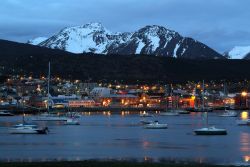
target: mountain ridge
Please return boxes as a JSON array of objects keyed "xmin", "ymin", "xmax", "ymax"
[{"xmin": 29, "ymin": 22, "xmax": 223, "ymax": 59}]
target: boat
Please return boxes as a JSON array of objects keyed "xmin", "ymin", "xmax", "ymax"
[
  {"xmin": 10, "ymin": 114, "xmax": 49, "ymax": 134},
  {"xmin": 236, "ymin": 119, "xmax": 250, "ymax": 126},
  {"xmin": 0, "ymin": 110, "xmax": 14, "ymax": 116},
  {"xmin": 193, "ymin": 80, "xmax": 227, "ymax": 135},
  {"xmin": 190, "ymin": 107, "xmax": 213, "ymax": 112},
  {"xmin": 65, "ymin": 112, "xmax": 81, "ymax": 118},
  {"xmin": 175, "ymin": 109, "xmax": 190, "ymax": 114},
  {"xmin": 10, "ymin": 125, "xmax": 49, "ymax": 134},
  {"xmin": 194, "ymin": 126, "xmax": 227, "ymax": 135},
  {"xmin": 139, "ymin": 111, "xmax": 153, "ymax": 117},
  {"xmin": 32, "ymin": 115, "xmax": 68, "ymax": 121},
  {"xmin": 164, "ymin": 85, "xmax": 189, "ymax": 115},
  {"xmin": 32, "ymin": 62, "xmax": 68, "ymax": 122},
  {"xmin": 64, "ymin": 118, "xmax": 80, "ymax": 125},
  {"xmin": 160, "ymin": 110, "xmax": 179, "ymax": 116},
  {"xmin": 218, "ymin": 85, "xmax": 237, "ymax": 117},
  {"xmin": 219, "ymin": 110, "xmax": 238, "ymax": 117},
  {"xmin": 144, "ymin": 121, "xmax": 168, "ymax": 129},
  {"xmin": 32, "ymin": 112, "xmax": 68, "ymax": 121}
]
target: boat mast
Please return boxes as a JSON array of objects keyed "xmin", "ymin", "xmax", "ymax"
[
  {"xmin": 202, "ymin": 80, "xmax": 205, "ymax": 110},
  {"xmin": 202, "ymin": 80, "xmax": 208, "ymax": 127},
  {"xmin": 170, "ymin": 84, "xmax": 173, "ymax": 109},
  {"xmin": 47, "ymin": 62, "xmax": 50, "ymax": 113}
]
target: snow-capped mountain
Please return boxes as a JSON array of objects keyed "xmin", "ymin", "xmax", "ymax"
[
  {"xmin": 27, "ymin": 37, "xmax": 47, "ymax": 45},
  {"xmin": 32, "ymin": 22, "xmax": 223, "ymax": 59},
  {"xmin": 224, "ymin": 46, "xmax": 250, "ymax": 59}
]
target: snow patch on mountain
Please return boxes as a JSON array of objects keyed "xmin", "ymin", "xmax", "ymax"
[
  {"xmin": 136, "ymin": 39, "xmax": 145, "ymax": 54},
  {"xmin": 27, "ymin": 37, "xmax": 47, "ymax": 45},
  {"xmin": 227, "ymin": 46, "xmax": 250, "ymax": 59},
  {"xmin": 173, "ymin": 43, "xmax": 180, "ymax": 58},
  {"xmin": 149, "ymin": 36, "xmax": 160, "ymax": 51}
]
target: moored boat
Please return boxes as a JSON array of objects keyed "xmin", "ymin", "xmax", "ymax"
[
  {"xmin": 236, "ymin": 119, "xmax": 250, "ymax": 126},
  {"xmin": 193, "ymin": 127, "xmax": 227, "ymax": 135},
  {"xmin": 32, "ymin": 114, "xmax": 68, "ymax": 121},
  {"xmin": 175, "ymin": 109, "xmax": 190, "ymax": 114},
  {"xmin": 10, "ymin": 125, "xmax": 49, "ymax": 134},
  {"xmin": 32, "ymin": 62, "xmax": 68, "ymax": 122},
  {"xmin": 193, "ymin": 80, "xmax": 227, "ymax": 136},
  {"xmin": 144, "ymin": 121, "xmax": 168, "ymax": 129},
  {"xmin": 219, "ymin": 110, "xmax": 238, "ymax": 117},
  {"xmin": 160, "ymin": 111, "xmax": 179, "ymax": 116},
  {"xmin": 64, "ymin": 118, "xmax": 80, "ymax": 125},
  {"xmin": 0, "ymin": 110, "xmax": 14, "ymax": 116}
]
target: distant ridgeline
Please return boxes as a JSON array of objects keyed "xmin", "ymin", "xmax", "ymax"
[{"xmin": 0, "ymin": 39, "xmax": 250, "ymax": 83}]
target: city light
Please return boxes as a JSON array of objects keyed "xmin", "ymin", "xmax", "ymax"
[{"xmin": 241, "ymin": 91, "xmax": 247, "ymax": 97}]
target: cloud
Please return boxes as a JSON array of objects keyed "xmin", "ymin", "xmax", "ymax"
[{"xmin": 0, "ymin": 0, "xmax": 250, "ymax": 52}]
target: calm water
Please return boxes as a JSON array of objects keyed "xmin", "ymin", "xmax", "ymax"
[{"xmin": 0, "ymin": 111, "xmax": 250, "ymax": 165}]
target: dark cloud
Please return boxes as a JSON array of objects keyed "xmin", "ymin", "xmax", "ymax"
[{"xmin": 0, "ymin": 0, "xmax": 250, "ymax": 52}]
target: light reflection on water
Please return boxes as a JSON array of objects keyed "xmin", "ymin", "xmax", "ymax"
[
  {"xmin": 0, "ymin": 111, "xmax": 250, "ymax": 165},
  {"xmin": 240, "ymin": 132, "xmax": 250, "ymax": 152},
  {"xmin": 244, "ymin": 155, "xmax": 250, "ymax": 162},
  {"xmin": 241, "ymin": 111, "xmax": 249, "ymax": 120}
]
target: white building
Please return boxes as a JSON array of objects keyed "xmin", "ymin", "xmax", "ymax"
[{"xmin": 90, "ymin": 87, "xmax": 112, "ymax": 98}]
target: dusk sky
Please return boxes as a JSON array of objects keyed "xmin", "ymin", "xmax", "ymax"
[{"xmin": 0, "ymin": 0, "xmax": 250, "ymax": 53}]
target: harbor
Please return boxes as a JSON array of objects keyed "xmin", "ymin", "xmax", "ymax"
[{"xmin": 0, "ymin": 110, "xmax": 250, "ymax": 165}]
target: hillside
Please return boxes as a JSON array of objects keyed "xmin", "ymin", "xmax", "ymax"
[{"xmin": 0, "ymin": 39, "xmax": 250, "ymax": 83}]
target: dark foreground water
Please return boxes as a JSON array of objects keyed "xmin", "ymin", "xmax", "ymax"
[{"xmin": 0, "ymin": 111, "xmax": 250, "ymax": 165}]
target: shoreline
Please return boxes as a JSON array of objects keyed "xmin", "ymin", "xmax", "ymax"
[{"xmin": 0, "ymin": 160, "xmax": 226, "ymax": 167}]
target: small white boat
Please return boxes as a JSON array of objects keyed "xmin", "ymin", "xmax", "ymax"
[
  {"xmin": 219, "ymin": 110, "xmax": 237, "ymax": 117},
  {"xmin": 236, "ymin": 119, "xmax": 250, "ymax": 126},
  {"xmin": 10, "ymin": 124, "xmax": 49, "ymax": 134},
  {"xmin": 144, "ymin": 121, "xmax": 168, "ymax": 129},
  {"xmin": 175, "ymin": 109, "xmax": 190, "ymax": 114},
  {"xmin": 32, "ymin": 113, "xmax": 68, "ymax": 121},
  {"xmin": 139, "ymin": 111, "xmax": 153, "ymax": 117},
  {"xmin": 64, "ymin": 118, "xmax": 80, "ymax": 125},
  {"xmin": 160, "ymin": 110, "xmax": 179, "ymax": 116},
  {"xmin": 65, "ymin": 112, "xmax": 81, "ymax": 118}
]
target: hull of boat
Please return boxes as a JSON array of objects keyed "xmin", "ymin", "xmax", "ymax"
[
  {"xmin": 194, "ymin": 129, "xmax": 227, "ymax": 135},
  {"xmin": 236, "ymin": 120, "xmax": 250, "ymax": 126},
  {"xmin": 160, "ymin": 112, "xmax": 179, "ymax": 116},
  {"xmin": 219, "ymin": 114, "xmax": 237, "ymax": 117},
  {"xmin": 144, "ymin": 124, "xmax": 168, "ymax": 129},
  {"xmin": 0, "ymin": 113, "xmax": 14, "ymax": 116},
  {"xmin": 64, "ymin": 122, "xmax": 80, "ymax": 125},
  {"xmin": 140, "ymin": 115, "xmax": 153, "ymax": 117},
  {"xmin": 32, "ymin": 116, "xmax": 67, "ymax": 121},
  {"xmin": 10, "ymin": 127, "xmax": 49, "ymax": 134}
]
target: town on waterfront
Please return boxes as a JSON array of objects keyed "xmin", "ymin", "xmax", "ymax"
[{"xmin": 0, "ymin": 74, "xmax": 250, "ymax": 114}]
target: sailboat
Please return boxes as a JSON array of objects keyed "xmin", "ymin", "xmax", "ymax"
[
  {"xmin": 218, "ymin": 82, "xmax": 237, "ymax": 117},
  {"xmin": 10, "ymin": 113, "xmax": 49, "ymax": 134},
  {"xmin": 194, "ymin": 80, "xmax": 227, "ymax": 135},
  {"xmin": 0, "ymin": 110, "xmax": 14, "ymax": 116},
  {"xmin": 161, "ymin": 84, "xmax": 188, "ymax": 116},
  {"xmin": 32, "ymin": 62, "xmax": 67, "ymax": 121}
]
